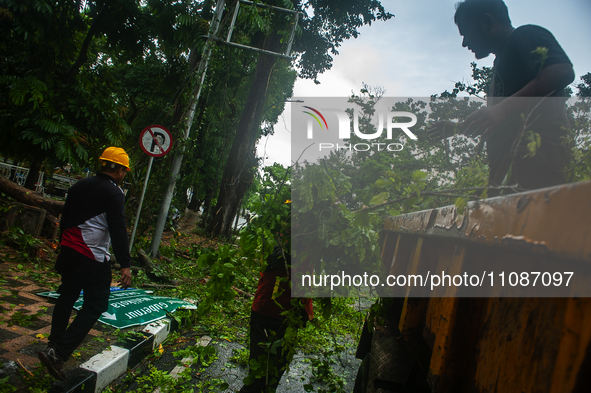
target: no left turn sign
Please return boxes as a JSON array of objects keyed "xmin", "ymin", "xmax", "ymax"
[{"xmin": 139, "ymin": 125, "xmax": 173, "ymax": 157}]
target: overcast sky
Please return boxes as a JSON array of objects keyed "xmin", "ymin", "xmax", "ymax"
[{"xmin": 256, "ymin": 0, "xmax": 591, "ymax": 168}]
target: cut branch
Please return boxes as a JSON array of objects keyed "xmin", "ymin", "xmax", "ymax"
[{"xmin": 354, "ymin": 185, "xmax": 522, "ymax": 213}]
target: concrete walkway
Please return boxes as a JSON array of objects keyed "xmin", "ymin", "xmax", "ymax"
[{"xmin": 0, "ymin": 261, "xmax": 143, "ymax": 392}]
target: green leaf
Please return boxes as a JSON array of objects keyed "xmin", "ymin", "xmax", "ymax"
[
  {"xmin": 368, "ymin": 192, "xmax": 389, "ymax": 206},
  {"xmin": 375, "ymin": 178, "xmax": 390, "ymax": 189},
  {"xmin": 411, "ymin": 170, "xmax": 428, "ymax": 183},
  {"xmin": 388, "ymin": 209, "xmax": 400, "ymax": 216},
  {"xmin": 455, "ymin": 197, "xmax": 468, "ymax": 215},
  {"xmin": 354, "ymin": 210, "xmax": 370, "ymax": 227}
]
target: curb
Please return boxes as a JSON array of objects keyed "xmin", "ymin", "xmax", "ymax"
[{"xmin": 49, "ymin": 318, "xmax": 180, "ymax": 393}]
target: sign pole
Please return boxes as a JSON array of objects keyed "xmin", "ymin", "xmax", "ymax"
[
  {"xmin": 131, "ymin": 124, "xmax": 173, "ymax": 252},
  {"xmin": 129, "ymin": 155, "xmax": 154, "ymax": 251}
]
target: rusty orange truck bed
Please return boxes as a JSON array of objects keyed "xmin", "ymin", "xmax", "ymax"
[{"xmin": 371, "ymin": 181, "xmax": 591, "ymax": 392}]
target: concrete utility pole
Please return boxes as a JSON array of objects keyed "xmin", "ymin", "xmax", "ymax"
[
  {"xmin": 150, "ymin": 0, "xmax": 226, "ymax": 257},
  {"xmin": 149, "ymin": 0, "xmax": 300, "ymax": 255}
]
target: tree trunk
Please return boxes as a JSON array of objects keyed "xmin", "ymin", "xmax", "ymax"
[
  {"xmin": 23, "ymin": 154, "xmax": 44, "ymax": 191},
  {"xmin": 207, "ymin": 43, "xmax": 279, "ymax": 237},
  {"xmin": 186, "ymin": 70, "xmax": 242, "ymax": 215},
  {"xmin": 0, "ymin": 175, "xmax": 64, "ymax": 216},
  {"xmin": 201, "ymin": 189, "xmax": 214, "ymax": 226},
  {"xmin": 188, "ymin": 195, "xmax": 201, "ymax": 211},
  {"xmin": 200, "ymin": 156, "xmax": 224, "ymax": 228},
  {"xmin": 63, "ymin": 0, "xmax": 114, "ymax": 83}
]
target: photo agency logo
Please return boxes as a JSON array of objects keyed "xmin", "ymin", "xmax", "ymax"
[{"xmin": 301, "ymin": 101, "xmax": 418, "ymax": 153}]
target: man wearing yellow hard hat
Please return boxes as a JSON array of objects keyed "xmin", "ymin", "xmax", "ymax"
[{"xmin": 38, "ymin": 147, "xmax": 132, "ymax": 381}]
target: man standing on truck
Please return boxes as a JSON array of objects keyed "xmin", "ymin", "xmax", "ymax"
[
  {"xmin": 38, "ymin": 147, "xmax": 132, "ymax": 380},
  {"xmin": 429, "ymin": 0, "xmax": 574, "ymax": 192}
]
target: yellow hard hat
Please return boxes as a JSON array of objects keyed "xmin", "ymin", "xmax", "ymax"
[{"xmin": 99, "ymin": 147, "xmax": 131, "ymax": 171}]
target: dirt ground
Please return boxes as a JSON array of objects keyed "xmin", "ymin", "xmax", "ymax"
[{"xmin": 159, "ymin": 209, "xmax": 221, "ymax": 250}]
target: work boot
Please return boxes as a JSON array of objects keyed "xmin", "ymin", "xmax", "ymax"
[{"xmin": 38, "ymin": 347, "xmax": 66, "ymax": 381}]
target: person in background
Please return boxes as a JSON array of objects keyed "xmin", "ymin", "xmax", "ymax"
[
  {"xmin": 38, "ymin": 147, "xmax": 132, "ymax": 380},
  {"xmin": 240, "ymin": 224, "xmax": 313, "ymax": 393}
]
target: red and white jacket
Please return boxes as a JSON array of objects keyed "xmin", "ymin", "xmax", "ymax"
[{"xmin": 60, "ymin": 173, "xmax": 131, "ymax": 268}]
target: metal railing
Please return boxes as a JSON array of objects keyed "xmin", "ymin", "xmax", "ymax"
[
  {"xmin": 0, "ymin": 162, "xmax": 29, "ymax": 186},
  {"xmin": 52, "ymin": 173, "xmax": 79, "ymax": 187}
]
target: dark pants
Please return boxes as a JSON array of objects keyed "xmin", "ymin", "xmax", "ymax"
[
  {"xmin": 240, "ymin": 310, "xmax": 292, "ymax": 393},
  {"xmin": 49, "ymin": 246, "xmax": 111, "ymax": 360}
]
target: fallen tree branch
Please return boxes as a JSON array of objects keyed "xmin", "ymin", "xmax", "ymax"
[
  {"xmin": 137, "ymin": 249, "xmax": 178, "ymax": 285},
  {"xmin": 111, "ymin": 263, "xmax": 142, "ymax": 272},
  {"xmin": 174, "ymin": 249, "xmax": 195, "ymax": 260},
  {"xmin": 17, "ymin": 358, "xmax": 34, "ymax": 377},
  {"xmin": 353, "ymin": 185, "xmax": 523, "ymax": 214},
  {"xmin": 0, "ymin": 176, "xmax": 65, "ymax": 216},
  {"xmin": 141, "ymin": 283, "xmax": 178, "ymax": 289},
  {"xmin": 232, "ymin": 286, "xmax": 253, "ymax": 297},
  {"xmin": 160, "ymin": 255, "xmax": 173, "ymax": 264}
]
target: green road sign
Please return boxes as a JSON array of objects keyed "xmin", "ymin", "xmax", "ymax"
[{"xmin": 37, "ymin": 287, "xmax": 197, "ymax": 329}]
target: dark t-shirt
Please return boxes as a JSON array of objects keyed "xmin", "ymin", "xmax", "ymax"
[
  {"xmin": 489, "ymin": 25, "xmax": 572, "ymax": 100},
  {"xmin": 485, "ymin": 25, "xmax": 572, "ymax": 189}
]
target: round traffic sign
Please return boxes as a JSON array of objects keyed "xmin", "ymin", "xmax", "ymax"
[{"xmin": 139, "ymin": 125, "xmax": 173, "ymax": 157}]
